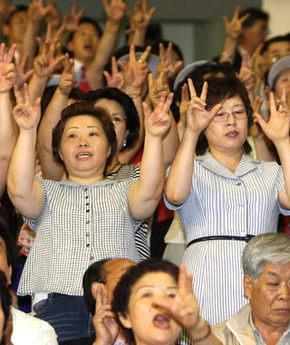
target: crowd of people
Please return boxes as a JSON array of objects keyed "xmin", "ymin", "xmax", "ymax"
[{"xmin": 0, "ymin": 0, "xmax": 289, "ymax": 344}]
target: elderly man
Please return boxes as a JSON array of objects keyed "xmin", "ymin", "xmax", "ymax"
[{"xmin": 213, "ymin": 233, "xmax": 290, "ymax": 345}]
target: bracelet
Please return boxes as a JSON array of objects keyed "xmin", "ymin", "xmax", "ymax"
[{"xmin": 191, "ymin": 323, "xmax": 211, "ymax": 343}]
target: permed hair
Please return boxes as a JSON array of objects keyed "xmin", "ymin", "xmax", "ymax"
[
  {"xmin": 194, "ymin": 77, "xmax": 253, "ymax": 156},
  {"xmin": 242, "ymin": 233, "xmax": 290, "ymax": 281},
  {"xmin": 112, "ymin": 259, "xmax": 179, "ymax": 345},
  {"xmin": 52, "ymin": 102, "xmax": 117, "ymax": 170}
]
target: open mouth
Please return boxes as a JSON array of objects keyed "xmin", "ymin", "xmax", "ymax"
[
  {"xmin": 226, "ymin": 131, "xmax": 239, "ymax": 138},
  {"xmin": 153, "ymin": 313, "xmax": 171, "ymax": 329},
  {"xmin": 76, "ymin": 152, "xmax": 92, "ymax": 159},
  {"xmin": 83, "ymin": 44, "xmax": 93, "ymax": 51}
]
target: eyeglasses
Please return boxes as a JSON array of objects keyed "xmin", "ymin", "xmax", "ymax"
[{"xmin": 213, "ymin": 109, "xmax": 247, "ymax": 122}]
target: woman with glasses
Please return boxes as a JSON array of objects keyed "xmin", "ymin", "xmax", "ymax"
[{"xmin": 164, "ymin": 77, "xmax": 290, "ymax": 325}]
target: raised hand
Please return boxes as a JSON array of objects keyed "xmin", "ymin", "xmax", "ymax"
[
  {"xmin": 13, "ymin": 83, "xmax": 41, "ymax": 131},
  {"xmin": 126, "ymin": 0, "xmax": 156, "ymax": 33},
  {"xmin": 62, "ymin": 0, "xmax": 86, "ymax": 32},
  {"xmin": 103, "ymin": 56, "xmax": 124, "ymax": 90},
  {"xmin": 143, "ymin": 92, "xmax": 172, "ymax": 138},
  {"xmin": 122, "ymin": 44, "xmax": 150, "ymax": 92},
  {"xmin": 92, "ymin": 283, "xmax": 119, "ymax": 345},
  {"xmin": 15, "ymin": 52, "xmax": 34, "ymax": 88},
  {"xmin": 28, "ymin": 0, "xmax": 53, "ymax": 23},
  {"xmin": 151, "ymin": 264, "xmax": 200, "ymax": 330},
  {"xmin": 59, "ymin": 54, "xmax": 76, "ymax": 95},
  {"xmin": 45, "ymin": 0, "xmax": 62, "ymax": 31},
  {"xmin": 0, "ymin": 0, "xmax": 16, "ymax": 25},
  {"xmin": 34, "ymin": 38, "xmax": 66, "ymax": 78},
  {"xmin": 157, "ymin": 42, "xmax": 183, "ymax": 82},
  {"xmin": 255, "ymin": 90, "xmax": 290, "ymax": 145},
  {"xmin": 148, "ymin": 71, "xmax": 170, "ymax": 107},
  {"xmin": 223, "ymin": 6, "xmax": 249, "ymax": 40},
  {"xmin": 187, "ymin": 80, "xmax": 222, "ymax": 134},
  {"xmin": 103, "ymin": 0, "xmax": 126, "ymax": 23},
  {"xmin": 0, "ymin": 43, "xmax": 16, "ymax": 92}
]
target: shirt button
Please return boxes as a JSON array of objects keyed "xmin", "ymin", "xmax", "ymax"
[
  {"xmin": 86, "ymin": 220, "xmax": 90, "ymax": 224},
  {"xmin": 86, "ymin": 209, "xmax": 90, "ymax": 212},
  {"xmin": 90, "ymin": 256, "xmax": 94, "ymax": 260},
  {"xmin": 86, "ymin": 232, "xmax": 90, "ymax": 236},
  {"xmin": 84, "ymin": 188, "xmax": 88, "ymax": 191},
  {"xmin": 85, "ymin": 196, "xmax": 88, "ymax": 199},
  {"xmin": 236, "ymin": 183, "xmax": 241, "ymax": 186},
  {"xmin": 86, "ymin": 243, "xmax": 90, "ymax": 247}
]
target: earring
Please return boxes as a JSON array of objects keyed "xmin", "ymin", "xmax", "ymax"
[{"xmin": 123, "ymin": 139, "xmax": 127, "ymax": 148}]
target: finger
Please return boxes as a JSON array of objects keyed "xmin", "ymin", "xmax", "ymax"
[
  {"xmin": 19, "ymin": 52, "xmax": 29, "ymax": 69},
  {"xmin": 13, "ymin": 85, "xmax": 24, "ymax": 104},
  {"xmin": 200, "ymin": 81, "xmax": 208, "ymax": 102},
  {"xmin": 162, "ymin": 92, "xmax": 174, "ymax": 114},
  {"xmin": 222, "ymin": 16, "xmax": 229, "ymax": 26},
  {"xmin": 148, "ymin": 7, "xmax": 156, "ymax": 17},
  {"xmin": 78, "ymin": 7, "xmax": 86, "ymax": 18},
  {"xmin": 129, "ymin": 44, "xmax": 136, "ymax": 62},
  {"xmin": 269, "ymin": 92, "xmax": 277, "ymax": 113},
  {"xmin": 24, "ymin": 69, "xmax": 34, "ymax": 81},
  {"xmin": 6, "ymin": 43, "xmax": 17, "ymax": 63},
  {"xmin": 240, "ymin": 12, "xmax": 250, "ymax": 24},
  {"xmin": 142, "ymin": 101, "xmax": 152, "ymax": 119},
  {"xmin": 148, "ymin": 72, "xmax": 154, "ymax": 91},
  {"xmin": 111, "ymin": 56, "xmax": 118, "ymax": 75},
  {"xmin": 232, "ymin": 5, "xmax": 240, "ymax": 20},
  {"xmin": 209, "ymin": 103, "xmax": 223, "ymax": 117},
  {"xmin": 71, "ymin": 0, "xmax": 77, "ymax": 14},
  {"xmin": 102, "ymin": 0, "xmax": 109, "ymax": 11},
  {"xmin": 0, "ymin": 43, "xmax": 5, "ymax": 62},
  {"xmin": 159, "ymin": 43, "xmax": 165, "ymax": 62},
  {"xmin": 55, "ymin": 25, "xmax": 65, "ymax": 39},
  {"xmin": 34, "ymin": 97, "xmax": 41, "ymax": 116},
  {"xmin": 181, "ymin": 83, "xmax": 189, "ymax": 102},
  {"xmin": 187, "ymin": 78, "xmax": 196, "ymax": 98},
  {"xmin": 103, "ymin": 70, "xmax": 111, "ymax": 84},
  {"xmin": 142, "ymin": 0, "xmax": 147, "ymax": 11},
  {"xmin": 139, "ymin": 46, "xmax": 151, "ymax": 63}
]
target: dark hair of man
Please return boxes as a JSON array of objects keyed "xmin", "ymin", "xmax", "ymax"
[
  {"xmin": 5, "ymin": 5, "xmax": 28, "ymax": 25},
  {"xmin": 0, "ymin": 221, "xmax": 16, "ymax": 268},
  {"xmin": 239, "ymin": 7, "xmax": 269, "ymax": 28},
  {"xmin": 194, "ymin": 77, "xmax": 253, "ymax": 156},
  {"xmin": 0, "ymin": 270, "xmax": 12, "ymax": 345},
  {"xmin": 151, "ymin": 40, "xmax": 184, "ymax": 62},
  {"xmin": 261, "ymin": 33, "xmax": 290, "ymax": 55},
  {"xmin": 84, "ymin": 88, "xmax": 140, "ymax": 151},
  {"xmin": 52, "ymin": 102, "xmax": 117, "ymax": 169},
  {"xmin": 112, "ymin": 259, "xmax": 179, "ymax": 345},
  {"xmin": 82, "ymin": 259, "xmax": 111, "ymax": 315},
  {"xmin": 67, "ymin": 17, "xmax": 103, "ymax": 43}
]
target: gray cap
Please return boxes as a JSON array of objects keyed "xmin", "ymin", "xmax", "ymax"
[
  {"xmin": 267, "ymin": 56, "xmax": 290, "ymax": 90},
  {"xmin": 118, "ymin": 52, "xmax": 160, "ymax": 78},
  {"xmin": 173, "ymin": 60, "xmax": 216, "ymax": 90}
]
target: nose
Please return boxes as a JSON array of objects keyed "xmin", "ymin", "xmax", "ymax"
[
  {"xmin": 77, "ymin": 138, "xmax": 88, "ymax": 147},
  {"xmin": 278, "ymin": 282, "xmax": 290, "ymax": 301},
  {"xmin": 226, "ymin": 112, "xmax": 237, "ymax": 126}
]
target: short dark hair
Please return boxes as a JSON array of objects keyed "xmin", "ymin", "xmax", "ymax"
[
  {"xmin": 0, "ymin": 222, "xmax": 16, "ymax": 268},
  {"xmin": 0, "ymin": 270, "xmax": 12, "ymax": 344},
  {"xmin": 194, "ymin": 77, "xmax": 253, "ymax": 156},
  {"xmin": 67, "ymin": 17, "xmax": 103, "ymax": 43},
  {"xmin": 261, "ymin": 33, "xmax": 290, "ymax": 55},
  {"xmin": 52, "ymin": 102, "xmax": 117, "ymax": 170},
  {"xmin": 240, "ymin": 7, "xmax": 269, "ymax": 28},
  {"xmin": 84, "ymin": 88, "xmax": 140, "ymax": 151},
  {"xmin": 5, "ymin": 5, "xmax": 27, "ymax": 25},
  {"xmin": 83, "ymin": 259, "xmax": 110, "ymax": 315},
  {"xmin": 112, "ymin": 259, "xmax": 179, "ymax": 345}
]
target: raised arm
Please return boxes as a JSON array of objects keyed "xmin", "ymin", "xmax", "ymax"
[
  {"xmin": 0, "ymin": 43, "xmax": 17, "ymax": 198},
  {"xmin": 219, "ymin": 6, "xmax": 249, "ymax": 65},
  {"xmin": 7, "ymin": 84, "xmax": 44, "ymax": 219},
  {"xmin": 37, "ymin": 55, "xmax": 75, "ymax": 180},
  {"xmin": 152, "ymin": 264, "xmax": 222, "ymax": 345},
  {"xmin": 255, "ymin": 90, "xmax": 290, "ymax": 210},
  {"xmin": 128, "ymin": 92, "xmax": 172, "ymax": 220},
  {"xmin": 118, "ymin": 45, "xmax": 150, "ymax": 164},
  {"xmin": 164, "ymin": 81, "xmax": 221, "ymax": 206},
  {"xmin": 86, "ymin": 0, "xmax": 126, "ymax": 90}
]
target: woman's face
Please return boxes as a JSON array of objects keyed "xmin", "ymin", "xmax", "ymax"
[
  {"xmin": 205, "ymin": 95, "xmax": 248, "ymax": 155},
  {"xmin": 94, "ymin": 99, "xmax": 129, "ymax": 153},
  {"xmin": 59, "ymin": 115, "xmax": 111, "ymax": 180},
  {"xmin": 274, "ymin": 68, "xmax": 290, "ymax": 100},
  {"xmin": 120, "ymin": 272, "xmax": 181, "ymax": 345}
]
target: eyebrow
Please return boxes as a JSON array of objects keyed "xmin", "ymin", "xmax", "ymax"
[
  {"xmin": 266, "ymin": 271, "xmax": 279, "ymax": 278},
  {"xmin": 136, "ymin": 285, "xmax": 177, "ymax": 292}
]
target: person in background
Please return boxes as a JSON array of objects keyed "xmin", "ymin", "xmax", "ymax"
[{"xmin": 213, "ymin": 232, "xmax": 290, "ymax": 345}]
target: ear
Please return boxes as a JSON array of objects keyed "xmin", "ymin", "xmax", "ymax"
[
  {"xmin": 2, "ymin": 25, "xmax": 10, "ymax": 38},
  {"xmin": 243, "ymin": 274, "xmax": 254, "ymax": 300},
  {"xmin": 67, "ymin": 40, "xmax": 74, "ymax": 52},
  {"xmin": 119, "ymin": 312, "xmax": 133, "ymax": 329},
  {"xmin": 106, "ymin": 145, "xmax": 111, "ymax": 159},
  {"xmin": 58, "ymin": 149, "xmax": 64, "ymax": 161}
]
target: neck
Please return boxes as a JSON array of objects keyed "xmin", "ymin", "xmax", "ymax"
[
  {"xmin": 253, "ymin": 317, "xmax": 288, "ymax": 345},
  {"xmin": 67, "ymin": 173, "xmax": 104, "ymax": 185},
  {"xmin": 239, "ymin": 41, "xmax": 256, "ymax": 56},
  {"xmin": 209, "ymin": 148, "xmax": 242, "ymax": 173}
]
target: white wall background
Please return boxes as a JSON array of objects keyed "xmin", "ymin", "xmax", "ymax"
[{"xmin": 262, "ymin": 0, "xmax": 290, "ymax": 37}]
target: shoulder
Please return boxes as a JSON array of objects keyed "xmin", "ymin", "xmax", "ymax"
[{"xmin": 11, "ymin": 307, "xmax": 58, "ymax": 345}]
